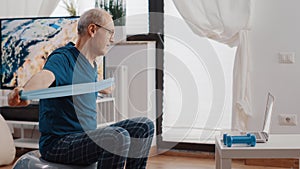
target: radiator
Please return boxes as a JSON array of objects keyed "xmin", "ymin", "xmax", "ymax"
[{"xmin": 96, "ymin": 65, "xmax": 128, "ymax": 126}]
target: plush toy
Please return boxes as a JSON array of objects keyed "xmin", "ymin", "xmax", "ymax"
[{"xmin": 0, "ymin": 114, "xmax": 16, "ymax": 165}]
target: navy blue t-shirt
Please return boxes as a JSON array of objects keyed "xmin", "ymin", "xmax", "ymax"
[{"xmin": 39, "ymin": 42, "xmax": 98, "ymax": 155}]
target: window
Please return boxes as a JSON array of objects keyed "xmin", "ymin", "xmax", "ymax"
[
  {"xmin": 125, "ymin": 0, "xmax": 148, "ymax": 35},
  {"xmin": 163, "ymin": 0, "xmax": 236, "ymax": 144},
  {"xmin": 51, "ymin": 0, "xmax": 148, "ymax": 35}
]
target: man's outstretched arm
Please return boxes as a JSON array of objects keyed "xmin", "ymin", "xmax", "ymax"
[{"xmin": 7, "ymin": 70, "xmax": 55, "ymax": 107}]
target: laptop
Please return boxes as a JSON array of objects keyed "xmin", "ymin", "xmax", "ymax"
[{"xmin": 241, "ymin": 92, "xmax": 275, "ymax": 143}]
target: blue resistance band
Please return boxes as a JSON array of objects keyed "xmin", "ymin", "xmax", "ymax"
[{"xmin": 20, "ymin": 78, "xmax": 114, "ymax": 100}]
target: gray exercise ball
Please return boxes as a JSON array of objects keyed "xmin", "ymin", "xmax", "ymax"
[{"xmin": 13, "ymin": 150, "xmax": 97, "ymax": 169}]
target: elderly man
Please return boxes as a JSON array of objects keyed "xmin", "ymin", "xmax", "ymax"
[{"xmin": 8, "ymin": 8, "xmax": 154, "ymax": 169}]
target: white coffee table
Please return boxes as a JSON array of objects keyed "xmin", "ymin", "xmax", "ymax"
[{"xmin": 215, "ymin": 134, "xmax": 300, "ymax": 169}]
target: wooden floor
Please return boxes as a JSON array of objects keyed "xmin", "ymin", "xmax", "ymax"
[
  {"xmin": 1, "ymin": 154, "xmax": 289, "ymax": 169},
  {"xmin": 147, "ymin": 155, "xmax": 288, "ymax": 169}
]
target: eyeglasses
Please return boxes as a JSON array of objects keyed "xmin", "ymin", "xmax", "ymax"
[{"xmin": 94, "ymin": 23, "xmax": 114, "ymax": 38}]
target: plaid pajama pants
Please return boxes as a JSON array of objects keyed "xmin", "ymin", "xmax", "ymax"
[{"xmin": 42, "ymin": 117, "xmax": 154, "ymax": 169}]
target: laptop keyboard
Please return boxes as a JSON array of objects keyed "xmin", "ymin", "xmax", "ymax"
[
  {"xmin": 262, "ymin": 132, "xmax": 269, "ymax": 140},
  {"xmin": 253, "ymin": 132, "xmax": 269, "ymax": 140},
  {"xmin": 253, "ymin": 133, "xmax": 261, "ymax": 139}
]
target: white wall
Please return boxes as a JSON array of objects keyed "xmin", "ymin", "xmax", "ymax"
[{"xmin": 249, "ymin": 0, "xmax": 300, "ymax": 133}]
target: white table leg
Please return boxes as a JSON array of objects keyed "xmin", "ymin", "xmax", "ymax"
[
  {"xmin": 215, "ymin": 148, "xmax": 220, "ymax": 169},
  {"xmin": 220, "ymin": 158, "xmax": 232, "ymax": 169}
]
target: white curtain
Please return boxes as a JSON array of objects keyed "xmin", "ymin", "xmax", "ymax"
[
  {"xmin": 0, "ymin": 0, "xmax": 60, "ymax": 18},
  {"xmin": 173, "ymin": 0, "xmax": 253, "ymax": 130}
]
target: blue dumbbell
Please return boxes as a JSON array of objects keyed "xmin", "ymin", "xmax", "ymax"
[
  {"xmin": 223, "ymin": 133, "xmax": 228, "ymax": 145},
  {"xmin": 224, "ymin": 133, "xmax": 256, "ymax": 147}
]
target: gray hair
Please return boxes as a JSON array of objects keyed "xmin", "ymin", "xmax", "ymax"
[{"xmin": 77, "ymin": 8, "xmax": 110, "ymax": 36}]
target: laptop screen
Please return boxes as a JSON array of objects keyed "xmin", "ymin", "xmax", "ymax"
[{"xmin": 262, "ymin": 92, "xmax": 275, "ymax": 133}]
